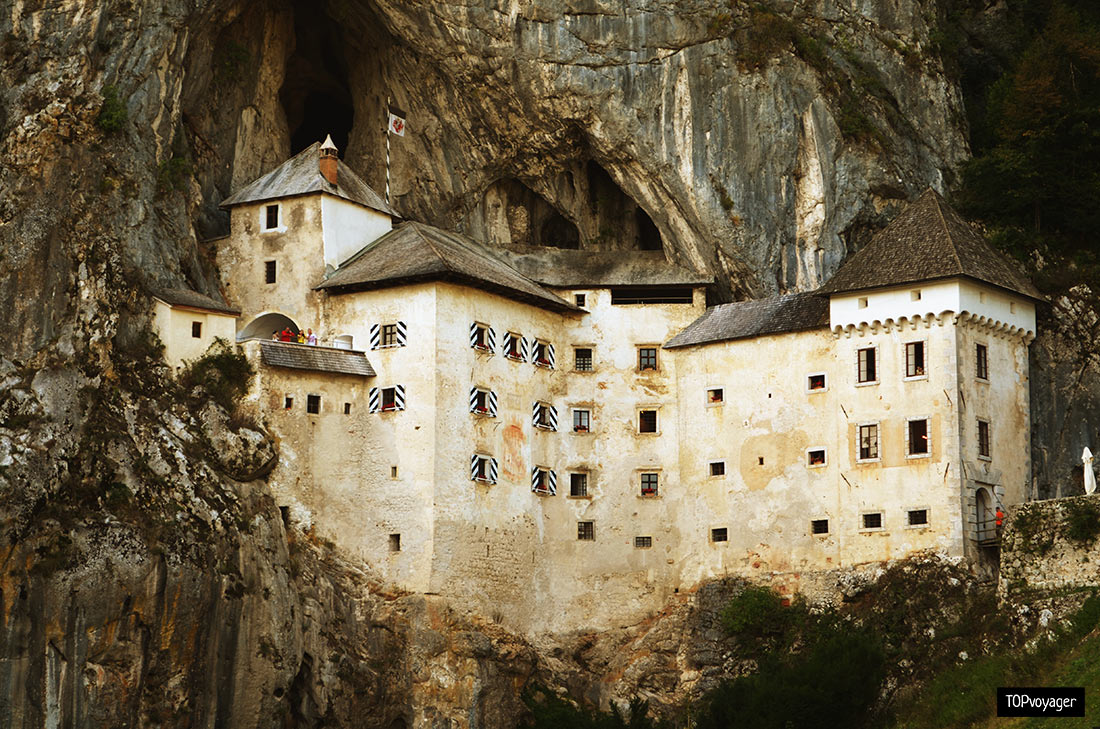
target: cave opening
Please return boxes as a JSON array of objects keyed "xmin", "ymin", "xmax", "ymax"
[
  {"xmin": 280, "ymin": 0, "xmax": 355, "ymax": 156},
  {"xmin": 636, "ymin": 208, "xmax": 663, "ymax": 251},
  {"xmin": 540, "ymin": 212, "xmax": 581, "ymax": 249}
]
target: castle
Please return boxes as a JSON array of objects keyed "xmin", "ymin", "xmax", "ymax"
[{"xmin": 159, "ymin": 138, "xmax": 1042, "ymax": 632}]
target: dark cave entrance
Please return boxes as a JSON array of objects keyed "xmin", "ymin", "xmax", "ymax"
[
  {"xmin": 541, "ymin": 212, "xmax": 581, "ymax": 249},
  {"xmin": 636, "ymin": 208, "xmax": 662, "ymax": 251},
  {"xmin": 281, "ymin": 0, "xmax": 355, "ymax": 156}
]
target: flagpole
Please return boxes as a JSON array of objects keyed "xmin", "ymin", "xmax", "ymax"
[{"xmin": 385, "ymin": 95, "xmax": 391, "ymax": 206}]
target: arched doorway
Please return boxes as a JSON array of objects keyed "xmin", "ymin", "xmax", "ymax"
[
  {"xmin": 976, "ymin": 487, "xmax": 995, "ymax": 544},
  {"xmin": 238, "ymin": 312, "xmax": 300, "ymax": 341}
]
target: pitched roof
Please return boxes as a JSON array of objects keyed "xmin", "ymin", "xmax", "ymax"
[
  {"xmin": 260, "ymin": 341, "xmax": 375, "ymax": 377},
  {"xmin": 491, "ymin": 247, "xmax": 712, "ymax": 288},
  {"xmin": 220, "ymin": 142, "xmax": 396, "ymax": 216},
  {"xmin": 152, "ymin": 287, "xmax": 240, "ymax": 315},
  {"xmin": 817, "ymin": 188, "xmax": 1043, "ymax": 300},
  {"xmin": 315, "ymin": 222, "xmax": 580, "ymax": 313},
  {"xmin": 664, "ymin": 292, "xmax": 829, "ymax": 348}
]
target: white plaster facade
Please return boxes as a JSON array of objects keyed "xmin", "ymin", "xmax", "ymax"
[{"xmin": 152, "ymin": 295, "xmax": 239, "ymax": 368}]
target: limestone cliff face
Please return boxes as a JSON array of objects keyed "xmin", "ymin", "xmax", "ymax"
[{"xmin": 0, "ymin": 0, "xmax": 1092, "ymax": 726}]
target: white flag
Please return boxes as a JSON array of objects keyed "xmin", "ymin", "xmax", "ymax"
[{"xmin": 387, "ymin": 107, "xmax": 406, "ymax": 136}]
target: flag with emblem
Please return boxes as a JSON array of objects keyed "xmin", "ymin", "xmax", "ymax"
[{"xmin": 387, "ymin": 107, "xmax": 406, "ymax": 136}]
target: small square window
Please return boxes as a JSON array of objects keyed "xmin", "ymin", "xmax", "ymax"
[
  {"xmin": 381, "ymin": 388, "xmax": 397, "ymax": 411},
  {"xmin": 905, "ymin": 341, "xmax": 926, "ymax": 377},
  {"xmin": 575, "ymin": 293, "xmax": 586, "ymax": 307},
  {"xmin": 908, "ymin": 419, "xmax": 929, "ymax": 455},
  {"xmin": 380, "ymin": 324, "xmax": 399, "ymax": 347},
  {"xmin": 191, "ymin": 321, "xmax": 202, "ymax": 338},
  {"xmin": 807, "ymin": 373, "xmax": 826, "ymax": 392},
  {"xmin": 807, "ymin": 448, "xmax": 826, "ymax": 466},
  {"xmin": 265, "ymin": 260, "xmax": 277, "ymax": 284},
  {"xmin": 711, "ymin": 527, "xmax": 728, "ymax": 542},
  {"xmin": 570, "ymin": 472, "xmax": 588, "ymax": 497},
  {"xmin": 307, "ymin": 394, "xmax": 321, "ymax": 415},
  {"xmin": 811, "ymin": 519, "xmax": 829, "ymax": 535},
  {"xmin": 343, "ymin": 402, "xmax": 351, "ymax": 415},
  {"xmin": 640, "ymin": 472, "xmax": 659, "ymax": 496},
  {"xmin": 862, "ymin": 512, "xmax": 883, "ymax": 530},
  {"xmin": 504, "ymin": 333, "xmax": 523, "ymax": 361},
  {"xmin": 534, "ymin": 402, "xmax": 554, "ymax": 430},
  {"xmin": 472, "ymin": 389, "xmax": 491, "ymax": 415},
  {"xmin": 1010, "ymin": 301, "xmax": 1017, "ymax": 314},
  {"xmin": 577, "ymin": 521, "xmax": 595, "ymax": 541},
  {"xmin": 859, "ymin": 424, "xmax": 879, "ymax": 461},
  {"xmin": 858, "ymin": 297, "xmax": 869, "ymax": 309},
  {"xmin": 908, "ymin": 509, "xmax": 928, "ymax": 526},
  {"xmin": 709, "ymin": 461, "xmax": 725, "ymax": 477},
  {"xmin": 573, "ymin": 409, "xmax": 591, "ymax": 433},
  {"xmin": 976, "ymin": 343, "xmax": 989, "ymax": 380},
  {"xmin": 263, "ymin": 204, "xmax": 280, "ymax": 230},
  {"xmin": 472, "ymin": 455, "xmax": 494, "ymax": 482},
  {"xmin": 391, "ymin": 466, "xmax": 398, "ymax": 478},
  {"xmin": 978, "ymin": 419, "xmax": 991, "ymax": 459},
  {"xmin": 634, "ymin": 536, "xmax": 653, "ymax": 549},
  {"xmin": 388, "ymin": 533, "xmax": 401, "ymax": 552},
  {"xmin": 471, "ymin": 324, "xmax": 491, "ymax": 351},
  {"xmin": 284, "ymin": 395, "xmax": 293, "ymax": 410},
  {"xmin": 707, "ymin": 388, "xmax": 724, "ymax": 405},
  {"xmin": 758, "ymin": 456, "xmax": 764, "ymax": 466},
  {"xmin": 638, "ymin": 410, "xmax": 658, "ymax": 434},
  {"xmin": 533, "ymin": 341, "xmax": 550, "ymax": 366},
  {"xmin": 574, "ymin": 348, "xmax": 593, "ymax": 371},
  {"xmin": 532, "ymin": 467, "xmax": 554, "ymax": 494},
  {"xmin": 911, "ymin": 289, "xmax": 922, "ymax": 301},
  {"xmin": 857, "ymin": 347, "xmax": 877, "ymax": 383},
  {"xmin": 638, "ymin": 347, "xmax": 658, "ymax": 371}
]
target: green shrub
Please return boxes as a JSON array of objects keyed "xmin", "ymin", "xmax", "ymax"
[
  {"xmin": 520, "ymin": 685, "xmax": 668, "ymax": 729},
  {"xmin": 736, "ymin": 6, "xmax": 799, "ymax": 69},
  {"xmin": 1064, "ymin": 500, "xmax": 1100, "ymax": 546},
  {"xmin": 179, "ymin": 339, "xmax": 254, "ymax": 411},
  {"xmin": 720, "ymin": 585, "xmax": 791, "ymax": 636},
  {"xmin": 156, "ymin": 155, "xmax": 193, "ymax": 193},
  {"xmin": 1073, "ymin": 592, "xmax": 1100, "ymax": 637},
  {"xmin": 96, "ymin": 84, "xmax": 127, "ymax": 133}
]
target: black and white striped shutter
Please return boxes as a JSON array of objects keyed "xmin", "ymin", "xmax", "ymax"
[
  {"xmin": 548, "ymin": 404, "xmax": 558, "ymax": 431},
  {"xmin": 369, "ymin": 387, "xmax": 381, "ymax": 413},
  {"xmin": 369, "ymin": 324, "xmax": 380, "ymax": 350},
  {"xmin": 521, "ymin": 337, "xmax": 531, "ymax": 363},
  {"xmin": 488, "ymin": 457, "xmax": 499, "ymax": 484},
  {"xmin": 468, "ymin": 386, "xmax": 479, "ymax": 413},
  {"xmin": 503, "ymin": 332, "xmax": 515, "ymax": 357},
  {"xmin": 531, "ymin": 402, "xmax": 540, "ymax": 427},
  {"xmin": 394, "ymin": 384, "xmax": 406, "ymax": 410},
  {"xmin": 488, "ymin": 390, "xmax": 498, "ymax": 417},
  {"xmin": 547, "ymin": 469, "xmax": 557, "ymax": 495},
  {"xmin": 469, "ymin": 323, "xmax": 480, "ymax": 348},
  {"xmin": 486, "ymin": 326, "xmax": 496, "ymax": 351},
  {"xmin": 547, "ymin": 343, "xmax": 555, "ymax": 369},
  {"xmin": 470, "ymin": 454, "xmax": 480, "ymax": 481},
  {"xmin": 530, "ymin": 467, "xmax": 540, "ymax": 492},
  {"xmin": 396, "ymin": 321, "xmax": 407, "ymax": 346}
]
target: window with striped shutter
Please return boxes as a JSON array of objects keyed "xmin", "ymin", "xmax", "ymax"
[
  {"xmin": 531, "ymin": 467, "xmax": 557, "ymax": 495},
  {"xmin": 471, "ymin": 455, "xmax": 498, "ymax": 483},
  {"xmin": 470, "ymin": 323, "xmax": 495, "ymax": 353},
  {"xmin": 532, "ymin": 340, "xmax": 554, "ymax": 368},
  {"xmin": 371, "ymin": 321, "xmax": 407, "ymax": 349},
  {"xmin": 532, "ymin": 402, "xmax": 557, "ymax": 430},
  {"xmin": 470, "ymin": 387, "xmax": 498, "ymax": 417},
  {"xmin": 370, "ymin": 385, "xmax": 406, "ymax": 412},
  {"xmin": 504, "ymin": 332, "xmax": 523, "ymax": 361}
]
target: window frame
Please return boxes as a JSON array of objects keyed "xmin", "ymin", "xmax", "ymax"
[
  {"xmin": 577, "ymin": 521, "xmax": 595, "ymax": 541},
  {"xmin": 977, "ymin": 418, "xmax": 991, "ymax": 460},
  {"xmin": 906, "ymin": 507, "xmax": 930, "ymax": 528},
  {"xmin": 471, "ymin": 453, "xmax": 497, "ymax": 484},
  {"xmin": 381, "ymin": 387, "xmax": 397, "ymax": 411},
  {"xmin": 504, "ymin": 332, "xmax": 524, "ymax": 362},
  {"xmin": 306, "ymin": 393, "xmax": 321, "ymax": 415},
  {"xmin": 709, "ymin": 460, "xmax": 726, "ymax": 478},
  {"xmin": 860, "ymin": 511, "xmax": 885, "ymax": 532},
  {"xmin": 811, "ymin": 518, "xmax": 830, "ymax": 536},
  {"xmin": 191, "ymin": 321, "xmax": 202, "ymax": 339},
  {"xmin": 573, "ymin": 346, "xmax": 594, "ymax": 372},
  {"xmin": 568, "ymin": 471, "xmax": 590, "ymax": 498},
  {"xmin": 470, "ymin": 387, "xmax": 496, "ymax": 417},
  {"xmin": 706, "ymin": 387, "xmax": 725, "ymax": 407},
  {"xmin": 857, "ymin": 422, "xmax": 880, "ymax": 463},
  {"xmin": 260, "ymin": 203, "xmax": 282, "ymax": 232},
  {"xmin": 906, "ymin": 417, "xmax": 931, "ymax": 458},
  {"xmin": 470, "ymin": 322, "xmax": 493, "ymax": 353},
  {"xmin": 976, "ymin": 342, "xmax": 989, "ymax": 381},
  {"xmin": 634, "ymin": 536, "xmax": 653, "ymax": 549},
  {"xmin": 639, "ymin": 471, "xmax": 660, "ymax": 497},
  {"xmin": 856, "ymin": 346, "xmax": 878, "ymax": 385},
  {"xmin": 806, "ymin": 447, "xmax": 827, "ymax": 468},
  {"xmin": 380, "ymin": 323, "xmax": 398, "ymax": 348},
  {"xmin": 637, "ymin": 408, "xmax": 659, "ymax": 435},
  {"xmin": 710, "ymin": 527, "xmax": 728, "ymax": 543},
  {"xmin": 572, "ymin": 408, "xmax": 591, "ymax": 433},
  {"xmin": 904, "ymin": 340, "xmax": 927, "ymax": 380},
  {"xmin": 574, "ymin": 293, "xmax": 587, "ymax": 307},
  {"xmin": 637, "ymin": 346, "xmax": 659, "ymax": 372},
  {"xmin": 264, "ymin": 260, "xmax": 277, "ymax": 285},
  {"xmin": 531, "ymin": 466, "xmax": 556, "ymax": 495},
  {"xmin": 806, "ymin": 372, "xmax": 827, "ymax": 393},
  {"xmin": 533, "ymin": 401, "xmax": 557, "ymax": 431}
]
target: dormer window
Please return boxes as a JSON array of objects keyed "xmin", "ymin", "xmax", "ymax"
[{"xmin": 261, "ymin": 204, "xmax": 281, "ymax": 232}]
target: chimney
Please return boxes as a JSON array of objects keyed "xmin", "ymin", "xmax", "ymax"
[{"xmin": 319, "ymin": 134, "xmax": 338, "ymax": 186}]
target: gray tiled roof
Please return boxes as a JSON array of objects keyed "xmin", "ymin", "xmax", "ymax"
[
  {"xmin": 817, "ymin": 189, "xmax": 1043, "ymax": 300},
  {"xmin": 315, "ymin": 222, "xmax": 580, "ymax": 313},
  {"xmin": 492, "ymin": 247, "xmax": 712, "ymax": 287},
  {"xmin": 664, "ymin": 292, "xmax": 829, "ymax": 348},
  {"xmin": 220, "ymin": 142, "xmax": 396, "ymax": 216},
  {"xmin": 260, "ymin": 340, "xmax": 376, "ymax": 377},
  {"xmin": 152, "ymin": 287, "xmax": 240, "ymax": 315}
]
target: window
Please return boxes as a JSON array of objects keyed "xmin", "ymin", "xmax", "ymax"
[
  {"xmin": 858, "ymin": 296, "xmax": 868, "ymax": 308},
  {"xmin": 857, "ymin": 347, "xmax": 877, "ymax": 383},
  {"xmin": 908, "ymin": 509, "xmax": 929, "ymax": 526},
  {"xmin": 532, "ymin": 340, "xmax": 555, "ymax": 368},
  {"xmin": 531, "ymin": 467, "xmax": 557, "ymax": 494},
  {"xmin": 284, "ymin": 395, "xmax": 293, "ymax": 410},
  {"xmin": 307, "ymin": 394, "xmax": 321, "ymax": 414},
  {"xmin": 811, "ymin": 519, "xmax": 829, "ymax": 535},
  {"xmin": 711, "ymin": 527, "xmax": 728, "ymax": 542},
  {"xmin": 807, "ymin": 373, "xmax": 826, "ymax": 392},
  {"xmin": 388, "ymin": 533, "xmax": 401, "ymax": 552},
  {"xmin": 343, "ymin": 402, "xmax": 351, "ymax": 415},
  {"xmin": 807, "ymin": 448, "xmax": 826, "ymax": 467},
  {"xmin": 470, "ymin": 387, "xmax": 497, "ymax": 417},
  {"xmin": 611, "ymin": 287, "xmax": 693, "ymax": 305},
  {"xmin": 504, "ymin": 332, "xmax": 524, "ymax": 361},
  {"xmin": 638, "ymin": 347, "xmax": 658, "ymax": 371},
  {"xmin": 709, "ymin": 461, "xmax": 726, "ymax": 477},
  {"xmin": 908, "ymin": 419, "xmax": 929, "ymax": 456},
  {"xmin": 862, "ymin": 512, "xmax": 883, "ymax": 530},
  {"xmin": 533, "ymin": 402, "xmax": 557, "ymax": 430},
  {"xmin": 976, "ymin": 343, "xmax": 989, "ymax": 380},
  {"xmin": 707, "ymin": 388, "xmax": 724, "ymax": 405},
  {"xmin": 370, "ymin": 385, "xmax": 406, "ymax": 413},
  {"xmin": 575, "ymin": 293, "xmax": 586, "ymax": 307},
  {"xmin": 905, "ymin": 341, "xmax": 926, "ymax": 377},
  {"xmin": 391, "ymin": 466, "xmax": 398, "ymax": 478},
  {"xmin": 634, "ymin": 536, "xmax": 653, "ymax": 549},
  {"xmin": 640, "ymin": 472, "xmax": 659, "ymax": 496},
  {"xmin": 758, "ymin": 456, "xmax": 764, "ymax": 466},
  {"xmin": 469, "ymin": 323, "xmax": 494, "ymax": 352},
  {"xmin": 574, "ymin": 347, "xmax": 593, "ymax": 371},
  {"xmin": 191, "ymin": 321, "xmax": 202, "ymax": 338},
  {"xmin": 573, "ymin": 409, "xmax": 590, "ymax": 433},
  {"xmin": 470, "ymin": 454, "xmax": 498, "ymax": 484},
  {"xmin": 570, "ymin": 472, "xmax": 588, "ymax": 497},
  {"xmin": 334, "ymin": 334, "xmax": 353, "ymax": 350},
  {"xmin": 978, "ymin": 419, "xmax": 991, "ymax": 459},
  {"xmin": 262, "ymin": 204, "xmax": 280, "ymax": 231},
  {"xmin": 858, "ymin": 423, "xmax": 879, "ymax": 461},
  {"xmin": 638, "ymin": 410, "xmax": 658, "ymax": 434},
  {"xmin": 911, "ymin": 289, "xmax": 922, "ymax": 301},
  {"xmin": 371, "ymin": 322, "xmax": 406, "ymax": 349},
  {"xmin": 577, "ymin": 521, "xmax": 595, "ymax": 540},
  {"xmin": 264, "ymin": 260, "xmax": 277, "ymax": 284}
]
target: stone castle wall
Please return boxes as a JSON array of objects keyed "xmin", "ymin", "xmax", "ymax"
[{"xmin": 999, "ymin": 494, "xmax": 1100, "ymax": 600}]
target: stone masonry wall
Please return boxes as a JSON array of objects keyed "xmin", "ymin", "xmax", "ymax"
[{"xmin": 999, "ymin": 494, "xmax": 1100, "ymax": 600}]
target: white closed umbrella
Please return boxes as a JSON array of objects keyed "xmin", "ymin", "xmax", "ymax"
[{"xmin": 1084, "ymin": 447, "xmax": 1097, "ymax": 495}]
